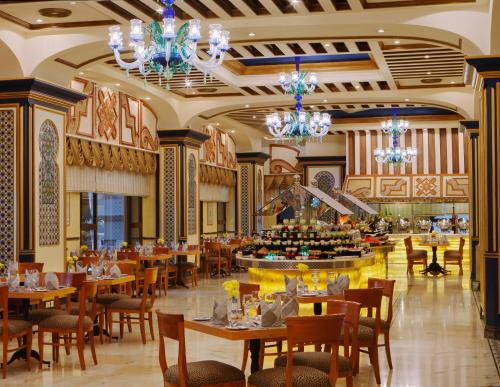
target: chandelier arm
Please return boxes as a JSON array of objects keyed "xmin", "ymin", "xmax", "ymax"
[{"xmin": 113, "ymin": 49, "xmax": 147, "ymax": 70}]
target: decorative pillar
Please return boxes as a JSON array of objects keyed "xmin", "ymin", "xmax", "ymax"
[
  {"xmin": 0, "ymin": 78, "xmax": 85, "ymax": 271},
  {"xmin": 158, "ymin": 129, "xmax": 209, "ymax": 245},
  {"xmin": 465, "ymin": 56, "xmax": 500, "ymax": 336},
  {"xmin": 460, "ymin": 120, "xmax": 480, "ymax": 285},
  {"xmin": 236, "ymin": 152, "xmax": 270, "ymax": 236}
]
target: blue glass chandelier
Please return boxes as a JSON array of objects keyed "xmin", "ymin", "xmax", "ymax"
[
  {"xmin": 266, "ymin": 57, "xmax": 331, "ymax": 142},
  {"xmin": 107, "ymin": 0, "xmax": 229, "ymax": 89},
  {"xmin": 374, "ymin": 111, "xmax": 417, "ymax": 164}
]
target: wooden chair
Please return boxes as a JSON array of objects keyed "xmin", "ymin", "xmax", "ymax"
[
  {"xmin": 238, "ymin": 282, "xmax": 283, "ymax": 372},
  {"xmin": 156, "ymin": 312, "xmax": 246, "ymax": 387},
  {"xmin": 404, "ymin": 236, "xmax": 428, "ymax": 274},
  {"xmin": 106, "ymin": 267, "xmax": 158, "ymax": 344},
  {"xmin": 179, "ymin": 245, "xmax": 199, "ymax": 287},
  {"xmin": 359, "ymin": 278, "xmax": 396, "ymax": 369},
  {"xmin": 273, "ymin": 300, "xmax": 358, "ymax": 387},
  {"xmin": 1, "ymin": 285, "xmax": 33, "ymax": 379},
  {"xmin": 79, "ymin": 256, "xmax": 99, "ymax": 268},
  {"xmin": 444, "ymin": 237, "xmax": 465, "ymax": 275},
  {"xmin": 344, "ymin": 288, "xmax": 383, "ymax": 384},
  {"xmin": 38, "ymin": 280, "xmax": 98, "ymax": 370},
  {"xmin": 204, "ymin": 242, "xmax": 230, "ymax": 278},
  {"xmin": 248, "ymin": 315, "xmax": 345, "ymax": 387},
  {"xmin": 18, "ymin": 262, "xmax": 44, "ymax": 274}
]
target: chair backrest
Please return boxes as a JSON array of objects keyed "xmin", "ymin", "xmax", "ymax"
[
  {"xmin": 19, "ymin": 262, "xmax": 44, "ymax": 274},
  {"xmin": 344, "ymin": 288, "xmax": 383, "ymax": 336},
  {"xmin": 141, "ymin": 268, "xmax": 158, "ymax": 309},
  {"xmin": 229, "ymin": 239, "xmax": 241, "ymax": 246},
  {"xmin": 56, "ymin": 272, "xmax": 87, "ymax": 288},
  {"xmin": 404, "ymin": 237, "xmax": 413, "ymax": 254},
  {"xmin": 153, "ymin": 246, "xmax": 170, "ymax": 255},
  {"xmin": 327, "ymin": 300, "xmax": 361, "ymax": 362},
  {"xmin": 459, "ymin": 237, "xmax": 465, "ymax": 255},
  {"xmin": 187, "ymin": 244, "xmax": 199, "ymax": 251},
  {"xmin": 156, "ymin": 311, "xmax": 188, "ymax": 387},
  {"xmin": 116, "ymin": 262, "xmax": 135, "ymax": 275},
  {"xmin": 117, "ymin": 250, "xmax": 139, "ymax": 261},
  {"xmin": 205, "ymin": 242, "xmax": 221, "ymax": 257},
  {"xmin": 239, "ymin": 282, "xmax": 260, "ymax": 309},
  {"xmin": 285, "ymin": 315, "xmax": 345, "ymax": 387},
  {"xmin": 80, "ymin": 256, "xmax": 99, "ymax": 267},
  {"xmin": 77, "ymin": 280, "xmax": 98, "ymax": 327},
  {"xmin": 367, "ymin": 278, "xmax": 395, "ymax": 325},
  {"xmin": 0, "ymin": 285, "xmax": 8, "ymax": 339}
]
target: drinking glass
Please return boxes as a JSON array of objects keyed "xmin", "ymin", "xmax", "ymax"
[
  {"xmin": 311, "ymin": 270, "xmax": 320, "ymax": 292},
  {"xmin": 328, "ymin": 271, "xmax": 337, "ymax": 282},
  {"xmin": 242, "ymin": 294, "xmax": 255, "ymax": 320}
]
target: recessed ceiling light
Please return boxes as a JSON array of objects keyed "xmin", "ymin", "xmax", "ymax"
[
  {"xmin": 156, "ymin": 7, "xmax": 163, "ymax": 13},
  {"xmin": 245, "ymin": 104, "xmax": 250, "ymax": 108},
  {"xmin": 231, "ymin": 130, "xmax": 235, "ymax": 133},
  {"xmin": 378, "ymin": 29, "xmax": 385, "ymax": 33},
  {"xmin": 145, "ymin": 97, "xmax": 151, "ymax": 100},
  {"xmin": 78, "ymin": 71, "xmax": 84, "ymax": 75},
  {"xmin": 252, "ymin": 115, "xmax": 256, "ymax": 119},
  {"xmin": 450, "ymin": 81, "xmax": 456, "ymax": 84},
  {"xmin": 323, "ymin": 99, "xmax": 327, "ymax": 103},
  {"xmin": 405, "ymin": 98, "xmax": 410, "ymax": 102},
  {"xmin": 115, "ymin": 83, "xmax": 120, "ymax": 86},
  {"xmin": 191, "ymin": 91, "xmax": 196, "ymax": 94},
  {"xmin": 310, "ymin": 105, "xmax": 315, "ymax": 108},
  {"xmin": 394, "ymin": 40, "xmax": 400, "ymax": 44},
  {"xmin": 355, "ymin": 85, "xmax": 360, "ymax": 89},
  {"xmin": 36, "ymin": 18, "xmax": 43, "ymax": 23},
  {"xmin": 424, "ymin": 55, "xmax": 430, "ymax": 59},
  {"xmin": 216, "ymin": 122, "xmax": 220, "ymax": 126},
  {"xmin": 70, "ymin": 1, "xmax": 77, "ymax": 4},
  {"xmin": 324, "ymin": 43, "xmax": 331, "ymax": 47},
  {"xmin": 290, "ymin": 0, "xmax": 300, "ymax": 5},
  {"xmin": 426, "ymin": 71, "xmax": 432, "ymax": 75},
  {"xmin": 248, "ymin": 32, "xmax": 255, "ymax": 37}
]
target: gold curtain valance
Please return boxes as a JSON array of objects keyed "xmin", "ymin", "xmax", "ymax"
[
  {"xmin": 200, "ymin": 163, "xmax": 236, "ymax": 187},
  {"xmin": 264, "ymin": 174, "xmax": 297, "ymax": 191},
  {"xmin": 66, "ymin": 137, "xmax": 157, "ymax": 175}
]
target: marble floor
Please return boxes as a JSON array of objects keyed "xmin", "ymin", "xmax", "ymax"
[{"xmin": 3, "ymin": 262, "xmax": 500, "ymax": 387}]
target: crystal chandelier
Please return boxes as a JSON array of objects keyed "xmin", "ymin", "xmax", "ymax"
[
  {"xmin": 374, "ymin": 112, "xmax": 416, "ymax": 164},
  {"xmin": 107, "ymin": 0, "xmax": 230, "ymax": 90},
  {"xmin": 266, "ymin": 57, "xmax": 331, "ymax": 142}
]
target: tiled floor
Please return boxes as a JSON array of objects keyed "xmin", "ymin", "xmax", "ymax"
[{"xmin": 3, "ymin": 261, "xmax": 500, "ymax": 386}]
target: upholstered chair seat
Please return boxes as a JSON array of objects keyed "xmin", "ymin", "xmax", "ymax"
[
  {"xmin": 69, "ymin": 302, "xmax": 104, "ymax": 316},
  {"xmin": 38, "ymin": 314, "xmax": 93, "ymax": 330},
  {"xmin": 274, "ymin": 352, "xmax": 352, "ymax": 374},
  {"xmin": 359, "ymin": 316, "xmax": 390, "ymax": 330},
  {"xmin": 28, "ymin": 308, "xmax": 67, "ymax": 325},
  {"xmin": 248, "ymin": 365, "xmax": 331, "ymax": 387},
  {"xmin": 407, "ymin": 250, "xmax": 427, "ymax": 259},
  {"xmin": 164, "ymin": 360, "xmax": 245, "ymax": 386},
  {"xmin": 96, "ymin": 293, "xmax": 128, "ymax": 306},
  {"xmin": 108, "ymin": 297, "xmax": 152, "ymax": 311},
  {"xmin": 0, "ymin": 319, "xmax": 33, "ymax": 336}
]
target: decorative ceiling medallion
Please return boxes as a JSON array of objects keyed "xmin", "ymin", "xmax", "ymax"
[
  {"xmin": 421, "ymin": 78, "xmax": 442, "ymax": 84},
  {"xmin": 38, "ymin": 8, "xmax": 72, "ymax": 18},
  {"xmin": 197, "ymin": 88, "xmax": 218, "ymax": 93}
]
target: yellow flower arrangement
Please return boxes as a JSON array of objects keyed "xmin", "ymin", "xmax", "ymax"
[
  {"xmin": 66, "ymin": 256, "xmax": 77, "ymax": 264},
  {"xmin": 0, "ymin": 262, "xmax": 4, "ymax": 270},
  {"xmin": 157, "ymin": 238, "xmax": 165, "ymax": 245},
  {"xmin": 296, "ymin": 263, "xmax": 309, "ymax": 272},
  {"xmin": 223, "ymin": 279, "xmax": 240, "ymax": 299},
  {"xmin": 121, "ymin": 241, "xmax": 128, "ymax": 248},
  {"xmin": 80, "ymin": 245, "xmax": 88, "ymax": 253},
  {"xmin": 431, "ymin": 231, "xmax": 437, "ymax": 238}
]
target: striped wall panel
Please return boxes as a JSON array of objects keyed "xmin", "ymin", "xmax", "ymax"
[{"xmin": 346, "ymin": 127, "xmax": 468, "ymax": 176}]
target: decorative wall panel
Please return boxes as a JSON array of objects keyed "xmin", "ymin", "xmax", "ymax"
[
  {"xmin": 443, "ymin": 176, "xmax": 469, "ymax": 197},
  {"xmin": 200, "ymin": 125, "xmax": 236, "ymax": 170},
  {"xmin": 96, "ymin": 87, "xmax": 118, "ymax": 141},
  {"xmin": 314, "ymin": 171, "xmax": 336, "ymax": 223},
  {"xmin": 163, "ymin": 147, "xmax": 177, "ymax": 243},
  {"xmin": 0, "ymin": 109, "xmax": 16, "ymax": 264},
  {"xmin": 187, "ymin": 154, "xmax": 197, "ymax": 235},
  {"xmin": 343, "ymin": 176, "xmax": 374, "ymax": 198},
  {"xmin": 412, "ymin": 176, "xmax": 441, "ymax": 198},
  {"xmin": 377, "ymin": 176, "xmax": 410, "ymax": 198},
  {"xmin": 257, "ymin": 169, "xmax": 263, "ymax": 232},
  {"xmin": 39, "ymin": 119, "xmax": 60, "ymax": 246},
  {"xmin": 240, "ymin": 165, "xmax": 250, "ymax": 236},
  {"xmin": 269, "ymin": 144, "xmax": 301, "ymax": 174}
]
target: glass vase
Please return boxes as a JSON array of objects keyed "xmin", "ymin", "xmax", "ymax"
[{"xmin": 227, "ymin": 296, "xmax": 242, "ymax": 327}]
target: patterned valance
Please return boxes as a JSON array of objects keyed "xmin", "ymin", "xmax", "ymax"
[
  {"xmin": 199, "ymin": 164, "xmax": 235, "ymax": 187},
  {"xmin": 264, "ymin": 174, "xmax": 298, "ymax": 191},
  {"xmin": 66, "ymin": 137, "xmax": 157, "ymax": 175}
]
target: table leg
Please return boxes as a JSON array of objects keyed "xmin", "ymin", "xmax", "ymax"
[
  {"xmin": 176, "ymin": 256, "xmax": 189, "ymax": 288},
  {"xmin": 313, "ymin": 302, "xmax": 322, "ymax": 315},
  {"xmin": 249, "ymin": 339, "xmax": 261, "ymax": 373}
]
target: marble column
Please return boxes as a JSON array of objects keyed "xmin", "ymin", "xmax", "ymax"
[
  {"xmin": 158, "ymin": 129, "xmax": 209, "ymax": 245},
  {"xmin": 236, "ymin": 152, "xmax": 270, "ymax": 236},
  {"xmin": 465, "ymin": 56, "xmax": 500, "ymax": 336},
  {"xmin": 460, "ymin": 120, "xmax": 480, "ymax": 285},
  {"xmin": 0, "ymin": 78, "xmax": 85, "ymax": 271}
]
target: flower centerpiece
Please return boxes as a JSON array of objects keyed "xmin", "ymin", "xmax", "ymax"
[
  {"xmin": 121, "ymin": 241, "xmax": 128, "ymax": 249},
  {"xmin": 66, "ymin": 255, "xmax": 77, "ymax": 272},
  {"xmin": 80, "ymin": 245, "xmax": 88, "ymax": 255},
  {"xmin": 0, "ymin": 261, "xmax": 5, "ymax": 278},
  {"xmin": 431, "ymin": 230, "xmax": 438, "ymax": 239},
  {"xmin": 157, "ymin": 238, "xmax": 165, "ymax": 246},
  {"xmin": 223, "ymin": 280, "xmax": 241, "ymax": 326},
  {"xmin": 296, "ymin": 263, "xmax": 309, "ymax": 294}
]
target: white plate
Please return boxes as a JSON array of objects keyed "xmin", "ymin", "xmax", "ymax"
[
  {"xmin": 193, "ymin": 316, "xmax": 212, "ymax": 322},
  {"xmin": 225, "ymin": 325, "xmax": 249, "ymax": 330},
  {"xmin": 301, "ymin": 292, "xmax": 319, "ymax": 297}
]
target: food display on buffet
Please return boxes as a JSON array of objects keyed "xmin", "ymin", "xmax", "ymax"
[{"xmin": 241, "ymin": 218, "xmax": 373, "ymax": 260}]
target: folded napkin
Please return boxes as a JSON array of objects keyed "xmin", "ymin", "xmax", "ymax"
[
  {"xmin": 284, "ymin": 275, "xmax": 297, "ymax": 296},
  {"xmin": 76, "ymin": 261, "xmax": 87, "ymax": 273},
  {"xmin": 8, "ymin": 274, "xmax": 19, "ymax": 291},
  {"xmin": 24, "ymin": 270, "xmax": 39, "ymax": 289},
  {"xmin": 109, "ymin": 264, "xmax": 122, "ymax": 278},
  {"xmin": 44, "ymin": 272, "xmax": 59, "ymax": 290},
  {"xmin": 281, "ymin": 295, "xmax": 298, "ymax": 319},
  {"xmin": 327, "ymin": 274, "xmax": 350, "ymax": 295},
  {"xmin": 212, "ymin": 299, "xmax": 228, "ymax": 326},
  {"xmin": 260, "ymin": 296, "xmax": 282, "ymax": 327}
]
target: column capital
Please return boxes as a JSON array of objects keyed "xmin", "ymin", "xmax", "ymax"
[
  {"xmin": 460, "ymin": 120, "xmax": 479, "ymax": 136},
  {"xmin": 236, "ymin": 152, "xmax": 270, "ymax": 165},
  {"xmin": 465, "ymin": 55, "xmax": 500, "ymax": 89},
  {"xmin": 158, "ymin": 129, "xmax": 210, "ymax": 148}
]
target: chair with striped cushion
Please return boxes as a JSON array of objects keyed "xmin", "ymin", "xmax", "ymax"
[
  {"xmin": 248, "ymin": 315, "xmax": 345, "ymax": 387},
  {"xmin": 157, "ymin": 312, "xmax": 246, "ymax": 387}
]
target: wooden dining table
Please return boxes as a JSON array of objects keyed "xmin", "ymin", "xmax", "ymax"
[
  {"xmin": 7, "ymin": 286, "xmax": 76, "ymax": 364},
  {"xmin": 185, "ymin": 319, "xmax": 286, "ymax": 373},
  {"xmin": 169, "ymin": 249, "xmax": 201, "ymax": 288}
]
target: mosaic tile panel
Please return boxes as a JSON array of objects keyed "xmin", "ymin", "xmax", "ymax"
[
  {"xmin": 39, "ymin": 119, "xmax": 60, "ymax": 246},
  {"xmin": 257, "ymin": 169, "xmax": 263, "ymax": 232},
  {"xmin": 187, "ymin": 154, "xmax": 197, "ymax": 235},
  {"xmin": 240, "ymin": 165, "xmax": 250, "ymax": 236},
  {"xmin": 315, "ymin": 171, "xmax": 336, "ymax": 223},
  {"xmin": 163, "ymin": 147, "xmax": 176, "ymax": 244},
  {"xmin": 0, "ymin": 109, "xmax": 16, "ymax": 264}
]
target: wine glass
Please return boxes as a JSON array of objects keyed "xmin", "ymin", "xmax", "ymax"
[
  {"xmin": 311, "ymin": 271, "xmax": 320, "ymax": 293},
  {"xmin": 328, "ymin": 271, "xmax": 337, "ymax": 282},
  {"xmin": 242, "ymin": 294, "xmax": 255, "ymax": 322}
]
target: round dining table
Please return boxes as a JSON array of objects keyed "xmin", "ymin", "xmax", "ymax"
[{"xmin": 419, "ymin": 239, "xmax": 450, "ymax": 275}]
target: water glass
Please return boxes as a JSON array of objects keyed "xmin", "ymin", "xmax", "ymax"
[{"xmin": 311, "ymin": 270, "xmax": 320, "ymax": 292}]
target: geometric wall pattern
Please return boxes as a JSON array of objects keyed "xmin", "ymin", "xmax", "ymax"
[
  {"xmin": 0, "ymin": 109, "xmax": 16, "ymax": 264},
  {"xmin": 187, "ymin": 153, "xmax": 197, "ymax": 235},
  {"xmin": 314, "ymin": 170, "xmax": 336, "ymax": 223},
  {"xmin": 38, "ymin": 119, "xmax": 60, "ymax": 246},
  {"xmin": 240, "ymin": 165, "xmax": 250, "ymax": 236},
  {"xmin": 163, "ymin": 147, "xmax": 177, "ymax": 244},
  {"xmin": 257, "ymin": 169, "xmax": 263, "ymax": 232}
]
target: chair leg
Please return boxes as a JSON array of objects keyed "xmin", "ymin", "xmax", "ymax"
[
  {"xmin": 164, "ymin": 274, "xmax": 168, "ymax": 295},
  {"xmin": 459, "ymin": 260, "xmax": 463, "ymax": 275},
  {"xmin": 38, "ymin": 331, "xmax": 44, "ymax": 370},
  {"xmin": 127, "ymin": 314, "xmax": 132, "ymax": 332},
  {"xmin": 64, "ymin": 334, "xmax": 71, "ymax": 355},
  {"xmin": 139, "ymin": 314, "xmax": 146, "ymax": 344},
  {"xmin": 384, "ymin": 331, "xmax": 393, "ymax": 369},
  {"xmin": 99, "ymin": 314, "xmax": 104, "ymax": 344},
  {"xmin": 370, "ymin": 343, "xmax": 381, "ymax": 384},
  {"xmin": 107, "ymin": 310, "xmax": 113, "ymax": 342},
  {"xmin": 26, "ymin": 332, "xmax": 32, "ymax": 371},
  {"xmin": 148, "ymin": 312, "xmax": 154, "ymax": 340},
  {"xmin": 2, "ymin": 335, "xmax": 7, "ymax": 378},
  {"xmin": 241, "ymin": 340, "xmax": 249, "ymax": 372},
  {"xmin": 53, "ymin": 333, "xmax": 59, "ymax": 362},
  {"xmin": 89, "ymin": 330, "xmax": 98, "ymax": 365},
  {"xmin": 258, "ymin": 340, "xmax": 265, "ymax": 369},
  {"xmin": 346, "ymin": 375, "xmax": 354, "ymax": 387},
  {"xmin": 119, "ymin": 313, "xmax": 124, "ymax": 339},
  {"xmin": 76, "ymin": 333, "xmax": 86, "ymax": 371}
]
